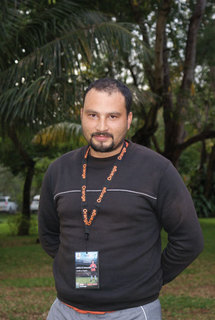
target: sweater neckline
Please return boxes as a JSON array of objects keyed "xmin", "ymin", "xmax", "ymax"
[{"xmin": 84, "ymin": 141, "xmax": 133, "ymax": 169}]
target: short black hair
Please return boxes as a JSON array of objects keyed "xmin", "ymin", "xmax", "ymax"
[{"xmin": 83, "ymin": 78, "xmax": 132, "ymax": 114}]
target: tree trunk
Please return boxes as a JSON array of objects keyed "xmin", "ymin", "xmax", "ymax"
[
  {"xmin": 163, "ymin": 0, "xmax": 206, "ymax": 165},
  {"xmin": 132, "ymin": 0, "xmax": 172, "ymax": 148},
  {"xmin": 8, "ymin": 126, "xmax": 36, "ymax": 235},
  {"xmin": 132, "ymin": 105, "xmax": 159, "ymax": 148},
  {"xmin": 154, "ymin": 0, "xmax": 173, "ymax": 94},
  {"xmin": 18, "ymin": 163, "xmax": 35, "ymax": 235}
]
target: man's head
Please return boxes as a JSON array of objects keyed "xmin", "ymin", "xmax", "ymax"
[
  {"xmin": 83, "ymin": 78, "xmax": 132, "ymax": 115},
  {"xmin": 81, "ymin": 78, "xmax": 133, "ymax": 158}
]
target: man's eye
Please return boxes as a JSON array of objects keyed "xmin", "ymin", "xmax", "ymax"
[
  {"xmin": 110, "ymin": 115, "xmax": 117, "ymax": 119},
  {"xmin": 89, "ymin": 114, "xmax": 97, "ymax": 118}
]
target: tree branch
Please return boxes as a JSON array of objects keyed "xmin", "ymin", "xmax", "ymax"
[
  {"xmin": 152, "ymin": 135, "xmax": 163, "ymax": 154},
  {"xmin": 163, "ymin": 32, "xmax": 175, "ymax": 150},
  {"xmin": 154, "ymin": 0, "xmax": 173, "ymax": 94},
  {"xmin": 172, "ymin": 0, "xmax": 206, "ymax": 147},
  {"xmin": 177, "ymin": 129, "xmax": 215, "ymax": 152},
  {"xmin": 181, "ymin": 0, "xmax": 207, "ymax": 91},
  {"xmin": 128, "ymin": 0, "xmax": 155, "ymax": 90}
]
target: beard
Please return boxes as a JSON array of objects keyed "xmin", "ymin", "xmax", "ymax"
[{"xmin": 89, "ymin": 132, "xmax": 124, "ymax": 153}]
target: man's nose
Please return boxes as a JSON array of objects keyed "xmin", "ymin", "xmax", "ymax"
[{"xmin": 96, "ymin": 118, "xmax": 108, "ymax": 132}]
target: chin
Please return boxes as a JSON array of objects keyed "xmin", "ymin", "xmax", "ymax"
[
  {"xmin": 91, "ymin": 145, "xmax": 114, "ymax": 153},
  {"xmin": 90, "ymin": 139, "xmax": 114, "ymax": 153}
]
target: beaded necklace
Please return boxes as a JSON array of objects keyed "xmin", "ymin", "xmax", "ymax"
[{"xmin": 81, "ymin": 140, "xmax": 129, "ymax": 241}]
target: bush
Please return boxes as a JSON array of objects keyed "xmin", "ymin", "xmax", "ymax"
[
  {"xmin": 189, "ymin": 168, "xmax": 215, "ymax": 218},
  {"xmin": 7, "ymin": 213, "xmax": 38, "ymax": 236}
]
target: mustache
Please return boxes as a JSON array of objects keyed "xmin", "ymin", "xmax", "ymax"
[{"xmin": 91, "ymin": 132, "xmax": 113, "ymax": 138}]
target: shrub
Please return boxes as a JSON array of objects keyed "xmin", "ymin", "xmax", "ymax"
[
  {"xmin": 189, "ymin": 168, "xmax": 215, "ymax": 218},
  {"xmin": 7, "ymin": 213, "xmax": 38, "ymax": 236}
]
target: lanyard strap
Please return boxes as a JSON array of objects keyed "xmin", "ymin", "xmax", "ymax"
[{"xmin": 81, "ymin": 141, "xmax": 129, "ymax": 241}]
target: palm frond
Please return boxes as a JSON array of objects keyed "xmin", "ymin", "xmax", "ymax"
[
  {"xmin": 0, "ymin": 0, "xmax": 149, "ymax": 124},
  {"xmin": 32, "ymin": 121, "xmax": 82, "ymax": 146}
]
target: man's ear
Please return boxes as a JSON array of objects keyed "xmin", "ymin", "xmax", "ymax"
[
  {"xmin": 127, "ymin": 112, "xmax": 133, "ymax": 130},
  {"xmin": 80, "ymin": 108, "xmax": 83, "ymax": 119}
]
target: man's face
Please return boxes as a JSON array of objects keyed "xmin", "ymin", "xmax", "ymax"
[{"xmin": 81, "ymin": 89, "xmax": 132, "ymax": 158}]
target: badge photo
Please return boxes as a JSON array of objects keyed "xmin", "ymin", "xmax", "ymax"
[{"xmin": 75, "ymin": 251, "xmax": 99, "ymax": 289}]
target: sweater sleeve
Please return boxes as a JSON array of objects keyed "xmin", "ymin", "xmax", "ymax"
[
  {"xmin": 38, "ymin": 165, "xmax": 60, "ymax": 258},
  {"xmin": 157, "ymin": 161, "xmax": 204, "ymax": 285}
]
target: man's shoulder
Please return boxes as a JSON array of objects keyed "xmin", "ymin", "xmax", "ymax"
[
  {"xmin": 48, "ymin": 146, "xmax": 86, "ymax": 170},
  {"xmin": 129, "ymin": 142, "xmax": 170, "ymax": 167}
]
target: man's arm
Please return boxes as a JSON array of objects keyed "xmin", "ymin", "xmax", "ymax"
[
  {"xmin": 157, "ymin": 162, "xmax": 204, "ymax": 285},
  {"xmin": 38, "ymin": 166, "xmax": 60, "ymax": 258}
]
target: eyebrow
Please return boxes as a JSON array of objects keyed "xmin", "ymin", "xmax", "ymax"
[{"xmin": 85, "ymin": 109, "xmax": 121, "ymax": 116}]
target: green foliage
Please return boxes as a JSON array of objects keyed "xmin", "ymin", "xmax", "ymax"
[
  {"xmin": 200, "ymin": 218, "xmax": 215, "ymax": 259},
  {"xmin": 178, "ymin": 142, "xmax": 202, "ymax": 177},
  {"xmin": 0, "ymin": 166, "xmax": 23, "ymax": 206},
  {"xmin": 7, "ymin": 213, "xmax": 38, "ymax": 236},
  {"xmin": 197, "ymin": 18, "xmax": 215, "ymax": 66},
  {"xmin": 0, "ymin": 0, "xmax": 215, "ymax": 233},
  {"xmin": 0, "ymin": 0, "xmax": 137, "ymax": 236},
  {"xmin": 189, "ymin": 168, "xmax": 215, "ymax": 218},
  {"xmin": 0, "ymin": 0, "xmax": 135, "ymax": 123}
]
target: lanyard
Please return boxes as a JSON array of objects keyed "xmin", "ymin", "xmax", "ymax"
[{"xmin": 81, "ymin": 140, "xmax": 129, "ymax": 242}]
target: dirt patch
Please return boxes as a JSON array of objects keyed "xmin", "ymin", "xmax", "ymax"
[
  {"xmin": 163, "ymin": 308, "xmax": 214, "ymax": 320},
  {"xmin": 161, "ymin": 283, "xmax": 215, "ymax": 299}
]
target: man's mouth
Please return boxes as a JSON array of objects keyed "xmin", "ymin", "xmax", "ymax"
[{"xmin": 92, "ymin": 133, "xmax": 113, "ymax": 141}]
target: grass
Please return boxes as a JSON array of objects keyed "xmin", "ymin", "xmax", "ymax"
[
  {"xmin": 160, "ymin": 218, "xmax": 215, "ymax": 319},
  {"xmin": 0, "ymin": 214, "xmax": 55, "ymax": 320},
  {"xmin": 0, "ymin": 214, "xmax": 214, "ymax": 319}
]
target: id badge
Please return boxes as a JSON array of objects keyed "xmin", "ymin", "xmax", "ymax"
[{"xmin": 75, "ymin": 251, "xmax": 99, "ymax": 289}]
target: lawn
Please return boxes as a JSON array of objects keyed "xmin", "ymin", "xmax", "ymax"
[{"xmin": 0, "ymin": 214, "xmax": 214, "ymax": 320}]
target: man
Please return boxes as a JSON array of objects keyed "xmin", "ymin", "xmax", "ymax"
[
  {"xmin": 90, "ymin": 260, "xmax": 97, "ymax": 282},
  {"xmin": 38, "ymin": 78, "xmax": 204, "ymax": 320}
]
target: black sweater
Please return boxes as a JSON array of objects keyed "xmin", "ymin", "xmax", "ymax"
[{"xmin": 38, "ymin": 142, "xmax": 204, "ymax": 311}]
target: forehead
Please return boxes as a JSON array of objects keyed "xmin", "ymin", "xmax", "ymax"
[{"xmin": 84, "ymin": 89, "xmax": 126, "ymax": 111}]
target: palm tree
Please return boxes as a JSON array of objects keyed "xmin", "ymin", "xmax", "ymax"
[
  {"xmin": 0, "ymin": 0, "xmax": 134, "ymax": 122},
  {"xmin": 0, "ymin": 0, "xmax": 134, "ymax": 234}
]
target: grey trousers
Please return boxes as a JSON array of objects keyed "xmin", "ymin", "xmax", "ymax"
[{"xmin": 47, "ymin": 298, "xmax": 162, "ymax": 320}]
